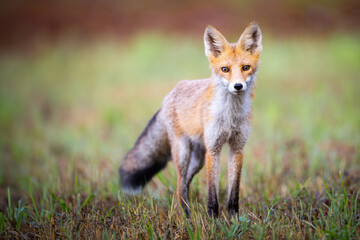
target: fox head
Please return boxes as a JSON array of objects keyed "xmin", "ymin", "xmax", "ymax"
[{"xmin": 204, "ymin": 22, "xmax": 262, "ymax": 95}]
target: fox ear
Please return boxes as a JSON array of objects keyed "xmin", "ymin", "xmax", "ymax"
[
  {"xmin": 204, "ymin": 26, "xmax": 229, "ymax": 58},
  {"xmin": 238, "ymin": 21, "xmax": 262, "ymax": 54}
]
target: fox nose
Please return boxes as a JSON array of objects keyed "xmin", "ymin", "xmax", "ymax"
[{"xmin": 234, "ymin": 83, "xmax": 243, "ymax": 91}]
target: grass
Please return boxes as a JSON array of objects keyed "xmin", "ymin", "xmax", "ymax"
[{"xmin": 0, "ymin": 32, "xmax": 359, "ymax": 239}]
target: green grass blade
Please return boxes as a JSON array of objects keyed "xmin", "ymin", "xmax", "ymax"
[
  {"xmin": 29, "ymin": 183, "xmax": 40, "ymax": 222},
  {"xmin": 80, "ymin": 194, "xmax": 95, "ymax": 211},
  {"xmin": 7, "ymin": 187, "xmax": 12, "ymax": 221},
  {"xmin": 0, "ymin": 212, "xmax": 5, "ymax": 234},
  {"xmin": 50, "ymin": 192, "xmax": 69, "ymax": 212}
]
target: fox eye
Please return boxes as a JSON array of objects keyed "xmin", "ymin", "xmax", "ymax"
[
  {"xmin": 242, "ymin": 65, "xmax": 251, "ymax": 71},
  {"xmin": 221, "ymin": 67, "xmax": 230, "ymax": 73}
]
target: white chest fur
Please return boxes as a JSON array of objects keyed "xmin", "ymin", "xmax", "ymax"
[{"xmin": 204, "ymin": 80, "xmax": 253, "ymax": 150}]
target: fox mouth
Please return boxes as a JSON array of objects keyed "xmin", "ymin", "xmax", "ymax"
[{"xmin": 229, "ymin": 89, "xmax": 245, "ymax": 95}]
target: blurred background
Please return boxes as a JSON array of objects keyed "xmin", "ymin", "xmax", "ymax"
[{"xmin": 0, "ymin": 0, "xmax": 359, "ymax": 204}]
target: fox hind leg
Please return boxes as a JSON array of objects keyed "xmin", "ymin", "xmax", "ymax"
[
  {"xmin": 172, "ymin": 137, "xmax": 192, "ymax": 218},
  {"xmin": 186, "ymin": 143, "xmax": 206, "ymax": 188}
]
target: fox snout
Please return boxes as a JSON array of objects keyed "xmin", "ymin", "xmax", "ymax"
[
  {"xmin": 234, "ymin": 83, "xmax": 243, "ymax": 90},
  {"xmin": 229, "ymin": 80, "xmax": 247, "ymax": 94}
]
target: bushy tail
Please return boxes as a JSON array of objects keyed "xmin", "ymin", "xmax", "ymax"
[{"xmin": 119, "ymin": 110, "xmax": 171, "ymax": 194}]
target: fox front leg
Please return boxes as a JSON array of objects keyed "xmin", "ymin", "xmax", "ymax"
[
  {"xmin": 204, "ymin": 125, "xmax": 227, "ymax": 218},
  {"xmin": 227, "ymin": 129, "xmax": 248, "ymax": 217},
  {"xmin": 227, "ymin": 148, "xmax": 244, "ymax": 217},
  {"xmin": 205, "ymin": 150, "xmax": 221, "ymax": 218}
]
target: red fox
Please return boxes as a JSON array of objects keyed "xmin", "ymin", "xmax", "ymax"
[{"xmin": 120, "ymin": 22, "xmax": 262, "ymax": 218}]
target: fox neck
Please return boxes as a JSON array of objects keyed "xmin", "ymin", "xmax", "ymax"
[{"xmin": 209, "ymin": 73, "xmax": 254, "ymax": 129}]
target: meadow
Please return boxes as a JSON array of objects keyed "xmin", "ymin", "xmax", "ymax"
[{"xmin": 0, "ymin": 32, "xmax": 359, "ymax": 239}]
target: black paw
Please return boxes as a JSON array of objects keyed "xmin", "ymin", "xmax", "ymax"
[
  {"xmin": 227, "ymin": 202, "xmax": 239, "ymax": 216},
  {"xmin": 207, "ymin": 202, "xmax": 219, "ymax": 218}
]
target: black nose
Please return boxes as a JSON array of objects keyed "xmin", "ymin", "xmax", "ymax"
[{"xmin": 234, "ymin": 83, "xmax": 243, "ymax": 90}]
